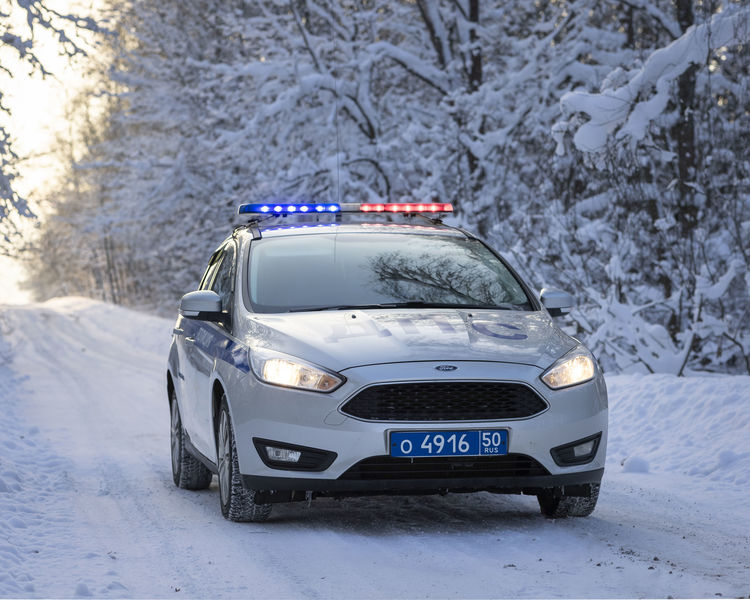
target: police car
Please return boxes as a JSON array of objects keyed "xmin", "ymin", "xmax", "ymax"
[{"xmin": 167, "ymin": 201, "xmax": 607, "ymax": 522}]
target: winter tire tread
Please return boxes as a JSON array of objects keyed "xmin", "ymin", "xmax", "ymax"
[
  {"xmin": 217, "ymin": 397, "xmax": 272, "ymax": 522},
  {"xmin": 170, "ymin": 389, "xmax": 213, "ymax": 490},
  {"xmin": 537, "ymin": 483, "xmax": 600, "ymax": 518}
]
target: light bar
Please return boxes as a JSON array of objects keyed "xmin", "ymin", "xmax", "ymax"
[
  {"xmin": 238, "ymin": 203, "xmax": 341, "ymax": 215},
  {"xmin": 238, "ymin": 201, "xmax": 453, "ymax": 216},
  {"xmin": 359, "ymin": 203, "xmax": 453, "ymax": 213}
]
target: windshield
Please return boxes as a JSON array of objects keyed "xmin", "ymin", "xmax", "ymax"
[{"xmin": 247, "ymin": 232, "xmax": 533, "ymax": 313}]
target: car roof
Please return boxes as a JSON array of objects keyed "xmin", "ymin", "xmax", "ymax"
[{"xmin": 234, "ymin": 219, "xmax": 472, "ymax": 241}]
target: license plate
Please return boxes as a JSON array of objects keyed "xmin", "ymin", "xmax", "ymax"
[{"xmin": 389, "ymin": 429, "xmax": 508, "ymax": 458}]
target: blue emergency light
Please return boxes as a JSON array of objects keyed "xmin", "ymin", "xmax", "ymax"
[{"xmin": 238, "ymin": 203, "xmax": 341, "ymax": 215}]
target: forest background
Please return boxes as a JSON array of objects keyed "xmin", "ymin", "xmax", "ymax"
[{"xmin": 1, "ymin": 0, "xmax": 748, "ymax": 376}]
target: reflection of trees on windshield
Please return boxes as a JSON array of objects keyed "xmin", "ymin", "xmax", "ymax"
[{"xmin": 368, "ymin": 249, "xmax": 528, "ymax": 307}]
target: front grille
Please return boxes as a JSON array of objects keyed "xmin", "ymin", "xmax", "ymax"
[
  {"xmin": 341, "ymin": 381, "xmax": 547, "ymax": 421},
  {"xmin": 339, "ymin": 454, "xmax": 549, "ymax": 481}
]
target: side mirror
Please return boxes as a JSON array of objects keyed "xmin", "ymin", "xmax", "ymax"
[
  {"xmin": 540, "ymin": 288, "xmax": 574, "ymax": 317},
  {"xmin": 179, "ymin": 290, "xmax": 223, "ymax": 321}
]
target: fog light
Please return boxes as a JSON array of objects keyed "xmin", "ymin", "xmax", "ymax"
[
  {"xmin": 550, "ymin": 432, "xmax": 602, "ymax": 466},
  {"xmin": 573, "ymin": 440, "xmax": 596, "ymax": 457},
  {"xmin": 265, "ymin": 446, "xmax": 301, "ymax": 463},
  {"xmin": 254, "ymin": 438, "xmax": 337, "ymax": 471}
]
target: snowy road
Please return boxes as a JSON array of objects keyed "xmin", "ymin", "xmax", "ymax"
[{"xmin": 1, "ymin": 298, "xmax": 748, "ymax": 598}]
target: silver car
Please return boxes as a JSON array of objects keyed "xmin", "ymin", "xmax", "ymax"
[{"xmin": 167, "ymin": 202, "xmax": 607, "ymax": 522}]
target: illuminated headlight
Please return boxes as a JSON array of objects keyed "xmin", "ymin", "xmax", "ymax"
[
  {"xmin": 541, "ymin": 347, "xmax": 596, "ymax": 389},
  {"xmin": 249, "ymin": 348, "xmax": 344, "ymax": 393}
]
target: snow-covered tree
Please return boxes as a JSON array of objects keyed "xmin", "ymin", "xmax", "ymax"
[
  {"xmin": 0, "ymin": 0, "xmax": 97, "ymax": 249},
  {"xmin": 26, "ymin": 0, "xmax": 750, "ymax": 372},
  {"xmin": 551, "ymin": 1, "xmax": 750, "ymax": 373}
]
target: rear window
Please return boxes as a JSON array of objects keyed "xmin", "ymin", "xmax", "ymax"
[{"xmin": 247, "ymin": 232, "xmax": 533, "ymax": 313}]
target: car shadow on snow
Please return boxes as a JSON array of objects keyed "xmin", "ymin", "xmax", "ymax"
[
  {"xmin": 164, "ymin": 474, "xmax": 604, "ymax": 535},
  {"xmin": 263, "ymin": 491, "xmax": 549, "ymax": 533}
]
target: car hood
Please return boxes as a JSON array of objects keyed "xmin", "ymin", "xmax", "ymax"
[{"xmin": 241, "ymin": 309, "xmax": 576, "ymax": 372}]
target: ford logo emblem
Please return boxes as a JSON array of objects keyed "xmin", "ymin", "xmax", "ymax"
[{"xmin": 435, "ymin": 365, "xmax": 458, "ymax": 372}]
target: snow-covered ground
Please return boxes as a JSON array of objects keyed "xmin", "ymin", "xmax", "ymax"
[{"xmin": 0, "ymin": 298, "xmax": 748, "ymax": 599}]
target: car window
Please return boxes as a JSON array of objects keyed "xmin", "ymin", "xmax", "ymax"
[
  {"xmin": 211, "ymin": 243, "xmax": 236, "ymax": 314},
  {"xmin": 248, "ymin": 232, "xmax": 533, "ymax": 313},
  {"xmin": 199, "ymin": 250, "xmax": 222, "ymax": 291}
]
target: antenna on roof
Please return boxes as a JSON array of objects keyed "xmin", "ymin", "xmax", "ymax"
[{"xmin": 330, "ymin": 12, "xmax": 341, "ymax": 204}]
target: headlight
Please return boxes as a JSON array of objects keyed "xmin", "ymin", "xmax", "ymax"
[
  {"xmin": 541, "ymin": 347, "xmax": 596, "ymax": 389},
  {"xmin": 249, "ymin": 347, "xmax": 344, "ymax": 393}
]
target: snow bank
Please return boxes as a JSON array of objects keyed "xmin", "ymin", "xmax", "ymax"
[
  {"xmin": 606, "ymin": 373, "xmax": 750, "ymax": 486},
  {"xmin": 39, "ymin": 296, "xmax": 170, "ymax": 357},
  {"xmin": 0, "ymin": 324, "xmax": 76, "ymax": 596}
]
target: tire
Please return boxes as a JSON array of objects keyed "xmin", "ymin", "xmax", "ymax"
[
  {"xmin": 537, "ymin": 484, "xmax": 600, "ymax": 518},
  {"xmin": 170, "ymin": 388, "xmax": 213, "ymax": 490},
  {"xmin": 216, "ymin": 396, "xmax": 272, "ymax": 522}
]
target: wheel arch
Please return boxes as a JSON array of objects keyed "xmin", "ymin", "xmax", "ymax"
[
  {"xmin": 211, "ymin": 378, "xmax": 226, "ymax": 441},
  {"xmin": 167, "ymin": 370, "xmax": 175, "ymax": 405}
]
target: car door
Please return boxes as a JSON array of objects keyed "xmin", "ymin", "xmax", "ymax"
[
  {"xmin": 184, "ymin": 241, "xmax": 237, "ymax": 459},
  {"xmin": 178, "ymin": 247, "xmax": 223, "ymax": 454}
]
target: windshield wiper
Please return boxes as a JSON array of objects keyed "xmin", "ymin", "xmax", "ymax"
[
  {"xmin": 384, "ymin": 301, "xmax": 521, "ymax": 310},
  {"xmin": 289, "ymin": 304, "xmax": 396, "ymax": 312},
  {"xmin": 288, "ymin": 302, "xmax": 523, "ymax": 312}
]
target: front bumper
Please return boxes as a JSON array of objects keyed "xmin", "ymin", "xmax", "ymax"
[
  {"xmin": 243, "ymin": 464, "xmax": 604, "ymax": 503},
  {"xmin": 227, "ymin": 361, "xmax": 608, "ymax": 499}
]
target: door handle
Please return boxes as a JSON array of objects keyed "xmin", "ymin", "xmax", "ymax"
[
  {"xmin": 185, "ymin": 336, "xmax": 196, "ymax": 343},
  {"xmin": 173, "ymin": 328, "xmax": 184, "ymax": 335}
]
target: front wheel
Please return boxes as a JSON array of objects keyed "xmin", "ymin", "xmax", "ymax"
[
  {"xmin": 537, "ymin": 484, "xmax": 600, "ymax": 518},
  {"xmin": 170, "ymin": 389, "xmax": 213, "ymax": 490},
  {"xmin": 216, "ymin": 397, "xmax": 272, "ymax": 522}
]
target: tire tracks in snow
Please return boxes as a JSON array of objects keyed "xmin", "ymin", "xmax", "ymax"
[{"xmin": 2, "ymin": 303, "xmax": 310, "ymax": 598}]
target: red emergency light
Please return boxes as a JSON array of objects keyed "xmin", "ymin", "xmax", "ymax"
[{"xmin": 359, "ymin": 203, "xmax": 453, "ymax": 213}]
